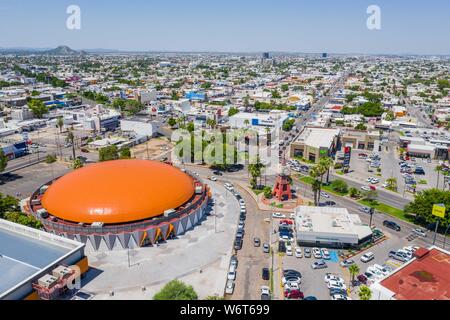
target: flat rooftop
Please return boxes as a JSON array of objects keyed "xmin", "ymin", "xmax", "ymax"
[
  {"xmin": 380, "ymin": 247, "xmax": 450, "ymax": 300},
  {"xmin": 0, "ymin": 219, "xmax": 84, "ymax": 298},
  {"xmin": 295, "ymin": 206, "xmax": 372, "ymax": 239},
  {"xmin": 295, "ymin": 127, "xmax": 340, "ymax": 149}
]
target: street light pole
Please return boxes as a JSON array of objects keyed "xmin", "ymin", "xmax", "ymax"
[{"xmin": 433, "ymin": 219, "xmax": 440, "ymax": 246}]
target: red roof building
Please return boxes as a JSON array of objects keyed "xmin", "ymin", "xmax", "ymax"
[{"xmin": 371, "ymin": 247, "xmax": 450, "ymax": 300}]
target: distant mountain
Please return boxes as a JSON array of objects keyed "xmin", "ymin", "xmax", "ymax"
[{"xmin": 43, "ymin": 46, "xmax": 87, "ymax": 56}]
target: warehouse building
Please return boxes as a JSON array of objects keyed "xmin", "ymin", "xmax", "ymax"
[{"xmin": 294, "ymin": 206, "xmax": 373, "ymax": 248}]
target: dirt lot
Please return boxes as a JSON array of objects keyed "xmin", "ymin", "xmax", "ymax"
[{"xmin": 131, "ymin": 137, "xmax": 173, "ymax": 160}]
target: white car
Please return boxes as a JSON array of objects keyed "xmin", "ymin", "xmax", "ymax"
[
  {"xmin": 224, "ymin": 183, "xmax": 234, "ymax": 191},
  {"xmin": 227, "ymin": 270, "xmax": 236, "ymax": 280},
  {"xmin": 208, "ymin": 176, "xmax": 217, "ymax": 181},
  {"xmin": 412, "ymin": 228, "xmax": 427, "ymax": 237},
  {"xmin": 372, "ymin": 264, "xmax": 390, "ymax": 276},
  {"xmin": 295, "ymin": 248, "xmax": 303, "ymax": 258},
  {"xmin": 321, "ymin": 248, "xmax": 330, "ymax": 259},
  {"xmin": 327, "ymin": 280, "xmax": 347, "ymax": 291},
  {"xmin": 282, "ymin": 276, "xmax": 301, "ymax": 286},
  {"xmin": 284, "ymin": 282, "xmax": 300, "ymax": 291},
  {"xmin": 367, "ymin": 266, "xmax": 384, "ymax": 278},
  {"xmin": 272, "ymin": 212, "xmax": 286, "ymax": 219},
  {"xmin": 289, "ymin": 213, "xmax": 296, "ymax": 219},
  {"xmin": 225, "ymin": 280, "xmax": 235, "ymax": 294},
  {"xmin": 320, "ymin": 192, "xmax": 330, "ymax": 198},
  {"xmin": 361, "ymin": 252, "xmax": 375, "ymax": 263},
  {"xmin": 286, "ymin": 246, "xmax": 293, "ymax": 256},
  {"xmin": 360, "ymin": 186, "xmax": 371, "ymax": 192},
  {"xmin": 260, "ymin": 286, "xmax": 270, "ymax": 299},
  {"xmin": 331, "ymin": 294, "xmax": 348, "ymax": 300},
  {"xmin": 312, "ymin": 247, "xmax": 322, "ymax": 259},
  {"xmin": 324, "ymin": 274, "xmax": 344, "ymax": 284},
  {"xmin": 239, "ymin": 199, "xmax": 245, "ymax": 206}
]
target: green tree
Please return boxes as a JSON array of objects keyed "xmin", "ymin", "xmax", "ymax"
[
  {"xmin": 404, "ymin": 189, "xmax": 450, "ymax": 227},
  {"xmin": 119, "ymin": 147, "xmax": 132, "ymax": 159},
  {"xmin": 153, "ymin": 280, "xmax": 198, "ymax": 300},
  {"xmin": 206, "ymin": 118, "xmax": 216, "ymax": 129},
  {"xmin": 358, "ymin": 285, "xmax": 372, "ymax": 300},
  {"xmin": 99, "ymin": 145, "xmax": 119, "ymax": 162},
  {"xmin": 0, "ymin": 193, "xmax": 19, "ymax": 219},
  {"xmin": 355, "ymin": 123, "xmax": 367, "ymax": 131},
  {"xmin": 319, "ymin": 157, "xmax": 334, "ymax": 184},
  {"xmin": 349, "ymin": 187, "xmax": 359, "ymax": 198},
  {"xmin": 66, "ymin": 130, "xmax": 76, "ymax": 160},
  {"xmin": 45, "ymin": 154, "xmax": 57, "ymax": 164},
  {"xmin": 72, "ymin": 158, "xmax": 84, "ymax": 170},
  {"xmin": 168, "ymin": 117, "xmax": 177, "ymax": 127},
  {"xmin": 281, "ymin": 84, "xmax": 289, "ymax": 92},
  {"xmin": 56, "ymin": 116, "xmax": 64, "ymax": 133},
  {"xmin": 271, "ymin": 90, "xmax": 281, "ymax": 99},
  {"xmin": 263, "ymin": 186, "xmax": 273, "ymax": 199},
  {"xmin": 0, "ymin": 150, "xmax": 8, "ymax": 174},
  {"xmin": 248, "ymin": 156, "xmax": 265, "ymax": 189},
  {"xmin": 28, "ymin": 99, "xmax": 49, "ymax": 119},
  {"xmin": 31, "ymin": 90, "xmax": 40, "ymax": 96},
  {"xmin": 386, "ymin": 177, "xmax": 398, "ymax": 192},
  {"xmin": 330, "ymin": 179, "xmax": 349, "ymax": 194},
  {"xmin": 362, "ymin": 189, "xmax": 378, "ymax": 204}
]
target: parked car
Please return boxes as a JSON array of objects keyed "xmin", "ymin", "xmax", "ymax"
[
  {"xmin": 361, "ymin": 186, "xmax": 371, "ymax": 192},
  {"xmin": 312, "ymin": 247, "xmax": 322, "ymax": 259},
  {"xmin": 234, "ymin": 238, "xmax": 243, "ymax": 250},
  {"xmin": 361, "ymin": 252, "xmax": 375, "ymax": 263},
  {"xmin": 321, "ymin": 248, "xmax": 330, "ymax": 260},
  {"xmin": 324, "ymin": 274, "xmax": 344, "ymax": 284},
  {"xmin": 225, "ymin": 279, "xmax": 235, "ymax": 294},
  {"xmin": 286, "ymin": 246, "xmax": 293, "ymax": 256},
  {"xmin": 284, "ymin": 289, "xmax": 304, "ymax": 300},
  {"xmin": 254, "ymin": 237, "xmax": 261, "ymax": 247},
  {"xmin": 303, "ymin": 296, "xmax": 318, "ymax": 300},
  {"xmin": 383, "ymin": 220, "xmax": 401, "ymax": 231},
  {"xmin": 283, "ymin": 269, "xmax": 302, "ymax": 278},
  {"xmin": 359, "ymin": 206, "xmax": 371, "ymax": 214},
  {"xmin": 260, "ymin": 286, "xmax": 271, "ymax": 300},
  {"xmin": 389, "ymin": 250, "xmax": 408, "ymax": 262},
  {"xmin": 208, "ymin": 176, "xmax": 217, "ymax": 181},
  {"xmin": 263, "ymin": 243, "xmax": 270, "ymax": 253},
  {"xmin": 357, "ymin": 274, "xmax": 368, "ymax": 284},
  {"xmin": 304, "ymin": 248, "xmax": 312, "ymax": 258},
  {"xmin": 282, "ymin": 276, "xmax": 301, "ymax": 286},
  {"xmin": 320, "ymin": 192, "xmax": 330, "ymax": 198},
  {"xmin": 224, "ymin": 183, "xmax": 234, "ymax": 191},
  {"xmin": 340, "ymin": 259, "xmax": 355, "ymax": 268},
  {"xmin": 331, "ymin": 294, "xmax": 348, "ymax": 300},
  {"xmin": 295, "ymin": 248, "xmax": 303, "ymax": 258},
  {"xmin": 262, "ymin": 267, "xmax": 270, "ymax": 280},
  {"xmin": 311, "ymin": 260, "xmax": 328, "ymax": 269},
  {"xmin": 230, "ymin": 255, "xmax": 238, "ymax": 269},
  {"xmin": 272, "ymin": 212, "xmax": 286, "ymax": 219},
  {"xmin": 227, "ymin": 269, "xmax": 236, "ymax": 280},
  {"xmin": 327, "ymin": 280, "xmax": 347, "ymax": 291}
]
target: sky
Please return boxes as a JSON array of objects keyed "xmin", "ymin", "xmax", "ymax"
[{"xmin": 0, "ymin": 0, "xmax": 449, "ymax": 54}]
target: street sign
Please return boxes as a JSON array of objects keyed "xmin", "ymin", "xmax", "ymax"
[{"xmin": 432, "ymin": 204, "xmax": 446, "ymax": 218}]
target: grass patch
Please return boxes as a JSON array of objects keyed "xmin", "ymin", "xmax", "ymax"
[
  {"xmin": 299, "ymin": 176, "xmax": 349, "ymax": 196},
  {"xmin": 358, "ymin": 199, "xmax": 414, "ymax": 223},
  {"xmin": 418, "ymin": 180, "xmax": 427, "ymax": 185},
  {"xmin": 335, "ymin": 171, "xmax": 344, "ymax": 175}
]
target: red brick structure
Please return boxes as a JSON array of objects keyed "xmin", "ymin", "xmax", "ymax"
[{"xmin": 272, "ymin": 174, "xmax": 292, "ymax": 201}]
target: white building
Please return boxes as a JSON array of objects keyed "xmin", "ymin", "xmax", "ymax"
[
  {"xmin": 294, "ymin": 206, "xmax": 373, "ymax": 247},
  {"xmin": 228, "ymin": 111, "xmax": 288, "ymax": 131},
  {"xmin": 120, "ymin": 119, "xmax": 161, "ymax": 137}
]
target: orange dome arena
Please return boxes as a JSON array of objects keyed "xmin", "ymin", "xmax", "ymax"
[{"xmin": 41, "ymin": 159, "xmax": 195, "ymax": 224}]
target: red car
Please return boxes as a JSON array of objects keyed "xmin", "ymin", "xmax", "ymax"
[
  {"xmin": 357, "ymin": 274, "xmax": 368, "ymax": 284},
  {"xmin": 284, "ymin": 289, "xmax": 304, "ymax": 300},
  {"xmin": 280, "ymin": 220, "xmax": 293, "ymax": 225}
]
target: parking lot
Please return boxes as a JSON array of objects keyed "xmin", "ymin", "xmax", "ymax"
[{"xmin": 277, "ymin": 220, "xmax": 430, "ymax": 300}]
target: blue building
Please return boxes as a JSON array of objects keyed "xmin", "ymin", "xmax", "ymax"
[{"xmin": 185, "ymin": 91, "xmax": 206, "ymax": 102}]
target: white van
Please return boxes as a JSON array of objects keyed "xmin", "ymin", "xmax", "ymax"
[{"xmin": 361, "ymin": 252, "xmax": 375, "ymax": 263}]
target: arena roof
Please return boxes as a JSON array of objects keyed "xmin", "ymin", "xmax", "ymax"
[{"xmin": 41, "ymin": 160, "xmax": 195, "ymax": 224}]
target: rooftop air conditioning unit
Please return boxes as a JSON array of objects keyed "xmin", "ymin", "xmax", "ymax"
[
  {"xmin": 164, "ymin": 209, "xmax": 176, "ymax": 217},
  {"xmin": 38, "ymin": 274, "xmax": 58, "ymax": 289},
  {"xmin": 91, "ymin": 222, "xmax": 104, "ymax": 228},
  {"xmin": 52, "ymin": 266, "xmax": 72, "ymax": 280},
  {"xmin": 195, "ymin": 185, "xmax": 203, "ymax": 194}
]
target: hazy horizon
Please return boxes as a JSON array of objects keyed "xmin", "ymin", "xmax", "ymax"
[{"xmin": 0, "ymin": 0, "xmax": 449, "ymax": 55}]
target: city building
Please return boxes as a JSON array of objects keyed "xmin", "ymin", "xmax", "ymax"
[
  {"xmin": 25, "ymin": 160, "xmax": 210, "ymax": 251},
  {"xmin": 0, "ymin": 219, "xmax": 87, "ymax": 300},
  {"xmin": 228, "ymin": 111, "xmax": 288, "ymax": 131},
  {"xmin": 341, "ymin": 129, "xmax": 380, "ymax": 151},
  {"xmin": 289, "ymin": 127, "xmax": 340, "ymax": 163},
  {"xmin": 370, "ymin": 246, "xmax": 450, "ymax": 300},
  {"xmin": 294, "ymin": 206, "xmax": 373, "ymax": 248}
]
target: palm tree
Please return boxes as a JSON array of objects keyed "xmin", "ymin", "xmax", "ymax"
[
  {"xmin": 72, "ymin": 158, "xmax": 84, "ymax": 170},
  {"xmin": 358, "ymin": 285, "xmax": 372, "ymax": 300},
  {"xmin": 348, "ymin": 264, "xmax": 360, "ymax": 287},
  {"xmin": 386, "ymin": 177, "xmax": 398, "ymax": 191},
  {"xmin": 56, "ymin": 116, "xmax": 64, "ymax": 133},
  {"xmin": 435, "ymin": 165, "xmax": 443, "ymax": 189},
  {"xmin": 320, "ymin": 156, "xmax": 334, "ymax": 184},
  {"xmin": 66, "ymin": 129, "xmax": 76, "ymax": 160},
  {"xmin": 310, "ymin": 166, "xmax": 322, "ymax": 206},
  {"xmin": 244, "ymin": 119, "xmax": 250, "ymax": 128}
]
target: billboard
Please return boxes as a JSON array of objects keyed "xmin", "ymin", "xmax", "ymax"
[
  {"xmin": 343, "ymin": 146, "xmax": 351, "ymax": 173},
  {"xmin": 432, "ymin": 204, "xmax": 446, "ymax": 218}
]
